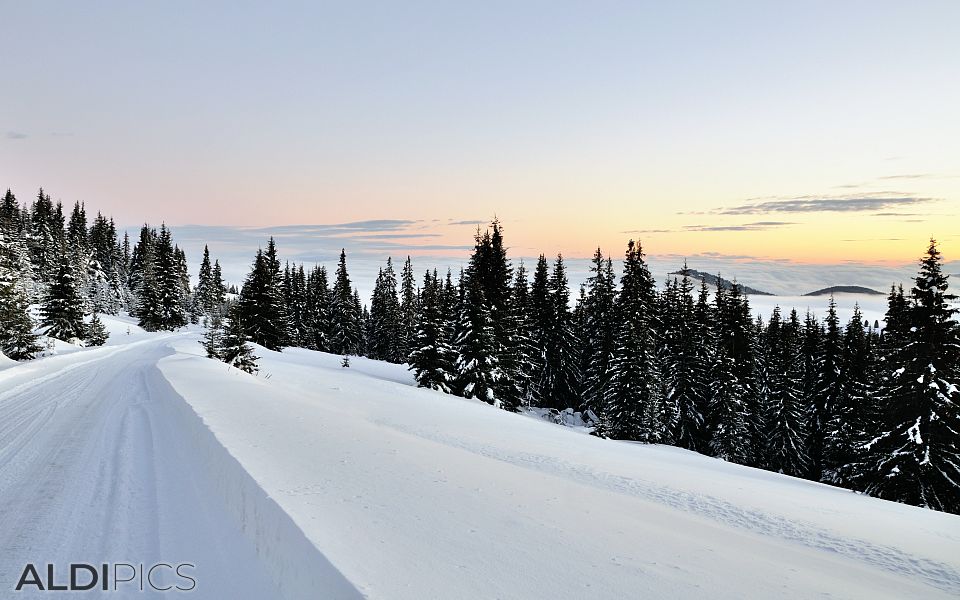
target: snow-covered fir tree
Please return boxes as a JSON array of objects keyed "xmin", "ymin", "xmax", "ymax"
[
  {"xmin": 40, "ymin": 255, "xmax": 87, "ymax": 342},
  {"xmin": 368, "ymin": 258, "xmax": 402, "ymax": 362},
  {"xmin": 237, "ymin": 238, "xmax": 288, "ymax": 350},
  {"xmin": 859, "ymin": 239, "xmax": 960, "ymax": 513},
  {"xmin": 601, "ymin": 240, "xmax": 664, "ymax": 442},
  {"xmin": 85, "ymin": 312, "xmax": 109, "ymax": 346},
  {"xmin": 408, "ymin": 269, "xmax": 456, "ymax": 391},
  {"xmin": 661, "ymin": 267, "xmax": 708, "ymax": 452},
  {"xmin": 580, "ymin": 248, "xmax": 617, "ymax": 419},
  {"xmin": 221, "ymin": 308, "xmax": 259, "ymax": 374},
  {"xmin": 0, "ymin": 231, "xmax": 41, "ymax": 359},
  {"xmin": 761, "ymin": 307, "xmax": 810, "ymax": 476},
  {"xmin": 330, "ymin": 249, "xmax": 362, "ymax": 355}
]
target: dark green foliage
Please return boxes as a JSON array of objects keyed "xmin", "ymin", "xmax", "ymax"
[
  {"xmin": 40, "ymin": 256, "xmax": 86, "ymax": 341},
  {"xmin": 601, "ymin": 240, "xmax": 664, "ymax": 442},
  {"xmin": 409, "ymin": 270, "xmax": 456, "ymax": 391},
  {"xmin": 330, "ymin": 249, "xmax": 362, "ymax": 355},
  {"xmin": 858, "ymin": 240, "xmax": 960, "ymax": 513},
  {"xmin": 84, "ymin": 312, "xmax": 109, "ymax": 346},
  {"xmin": 237, "ymin": 238, "xmax": 288, "ymax": 350},
  {"xmin": 221, "ymin": 309, "xmax": 259, "ymax": 374}
]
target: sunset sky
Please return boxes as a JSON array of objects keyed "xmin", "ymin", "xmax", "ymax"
[{"xmin": 1, "ymin": 1, "xmax": 958, "ymax": 266}]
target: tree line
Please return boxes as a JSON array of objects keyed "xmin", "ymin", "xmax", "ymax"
[{"xmin": 1, "ymin": 187, "xmax": 957, "ymax": 515}]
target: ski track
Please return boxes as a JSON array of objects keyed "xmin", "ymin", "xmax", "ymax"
[
  {"xmin": 0, "ymin": 336, "xmax": 283, "ymax": 599},
  {"xmin": 373, "ymin": 420, "xmax": 960, "ymax": 595}
]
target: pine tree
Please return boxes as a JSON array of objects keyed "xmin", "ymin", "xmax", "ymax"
[
  {"xmin": 306, "ymin": 265, "xmax": 332, "ymax": 351},
  {"xmin": 237, "ymin": 238, "xmax": 288, "ymax": 350},
  {"xmin": 399, "ymin": 256, "xmax": 418, "ymax": 358},
  {"xmin": 580, "ymin": 249, "xmax": 617, "ymax": 418},
  {"xmin": 151, "ymin": 224, "xmax": 188, "ymax": 330},
  {"xmin": 453, "ymin": 249, "xmax": 503, "ymax": 405},
  {"xmin": 860, "ymin": 240, "xmax": 960, "ymax": 513},
  {"xmin": 534, "ymin": 254, "xmax": 581, "ymax": 410},
  {"xmin": 408, "ymin": 270, "xmax": 456, "ymax": 391},
  {"xmin": 85, "ymin": 312, "xmax": 109, "ymax": 346},
  {"xmin": 762, "ymin": 307, "xmax": 810, "ymax": 476},
  {"xmin": 40, "ymin": 256, "xmax": 86, "ymax": 342},
  {"xmin": 0, "ymin": 232, "xmax": 41, "ymax": 360},
  {"xmin": 201, "ymin": 311, "xmax": 226, "ymax": 360},
  {"xmin": 823, "ymin": 304, "xmax": 873, "ymax": 487},
  {"xmin": 663, "ymin": 267, "xmax": 707, "ymax": 451},
  {"xmin": 809, "ymin": 295, "xmax": 843, "ymax": 480},
  {"xmin": 369, "ymin": 258, "xmax": 402, "ymax": 362},
  {"xmin": 601, "ymin": 241, "xmax": 664, "ymax": 441},
  {"xmin": 221, "ymin": 309, "xmax": 259, "ymax": 374},
  {"xmin": 194, "ymin": 245, "xmax": 216, "ymax": 316},
  {"xmin": 330, "ymin": 249, "xmax": 361, "ymax": 355}
]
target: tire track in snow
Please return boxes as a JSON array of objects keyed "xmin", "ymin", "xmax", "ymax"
[{"xmin": 0, "ymin": 337, "xmax": 282, "ymax": 599}]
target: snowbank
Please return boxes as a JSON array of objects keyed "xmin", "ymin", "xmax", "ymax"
[{"xmin": 159, "ymin": 337, "xmax": 960, "ymax": 600}]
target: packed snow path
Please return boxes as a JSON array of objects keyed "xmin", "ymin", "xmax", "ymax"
[
  {"xmin": 0, "ymin": 336, "xmax": 346, "ymax": 598},
  {"xmin": 1, "ymin": 326, "xmax": 959, "ymax": 599}
]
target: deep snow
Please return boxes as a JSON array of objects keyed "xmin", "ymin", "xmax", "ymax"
[{"xmin": 0, "ymin": 315, "xmax": 958, "ymax": 599}]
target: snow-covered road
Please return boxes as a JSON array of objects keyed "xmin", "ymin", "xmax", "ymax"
[
  {"xmin": 1, "ymin": 325, "xmax": 959, "ymax": 599},
  {"xmin": 0, "ymin": 336, "xmax": 283, "ymax": 598}
]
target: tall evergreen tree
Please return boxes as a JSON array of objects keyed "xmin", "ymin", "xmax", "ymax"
[
  {"xmin": 580, "ymin": 249, "xmax": 617, "ymax": 417},
  {"xmin": 237, "ymin": 238, "xmax": 288, "ymax": 350},
  {"xmin": 330, "ymin": 249, "xmax": 362, "ymax": 355},
  {"xmin": 399, "ymin": 255, "xmax": 418, "ymax": 358},
  {"xmin": 810, "ymin": 295, "xmax": 844, "ymax": 480},
  {"xmin": 762, "ymin": 307, "xmax": 810, "ymax": 476},
  {"xmin": 535, "ymin": 254, "xmax": 581, "ymax": 410},
  {"xmin": 859, "ymin": 240, "xmax": 960, "ymax": 513},
  {"xmin": 148, "ymin": 224, "xmax": 188, "ymax": 331},
  {"xmin": 0, "ymin": 232, "xmax": 41, "ymax": 359},
  {"xmin": 601, "ymin": 241, "xmax": 664, "ymax": 442},
  {"xmin": 408, "ymin": 269, "xmax": 456, "ymax": 391},
  {"xmin": 40, "ymin": 255, "xmax": 86, "ymax": 341}
]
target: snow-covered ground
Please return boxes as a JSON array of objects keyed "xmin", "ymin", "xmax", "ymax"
[{"xmin": 1, "ymin": 315, "xmax": 958, "ymax": 599}]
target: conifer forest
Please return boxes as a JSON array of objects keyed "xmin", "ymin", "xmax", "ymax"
[{"xmin": 1, "ymin": 187, "xmax": 958, "ymax": 515}]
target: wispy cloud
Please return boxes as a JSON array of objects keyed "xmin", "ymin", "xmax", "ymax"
[
  {"xmin": 448, "ymin": 219, "xmax": 487, "ymax": 226},
  {"xmin": 717, "ymin": 193, "xmax": 937, "ymax": 215},
  {"xmin": 622, "ymin": 221, "xmax": 795, "ymax": 234},
  {"xmin": 877, "ymin": 173, "xmax": 933, "ymax": 180},
  {"xmin": 4, "ymin": 131, "xmax": 27, "ymax": 140}
]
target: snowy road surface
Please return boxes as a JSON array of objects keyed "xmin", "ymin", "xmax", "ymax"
[{"xmin": 1, "ymin": 323, "xmax": 959, "ymax": 599}]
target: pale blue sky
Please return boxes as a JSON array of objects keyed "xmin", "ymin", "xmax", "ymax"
[{"xmin": 1, "ymin": 1, "xmax": 958, "ymax": 263}]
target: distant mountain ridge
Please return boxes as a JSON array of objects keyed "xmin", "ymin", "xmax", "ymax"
[
  {"xmin": 804, "ymin": 285, "xmax": 883, "ymax": 296},
  {"xmin": 667, "ymin": 268, "xmax": 774, "ymax": 296}
]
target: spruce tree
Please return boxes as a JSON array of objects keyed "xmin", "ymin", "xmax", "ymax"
[
  {"xmin": 823, "ymin": 304, "xmax": 873, "ymax": 487},
  {"xmin": 580, "ymin": 249, "xmax": 617, "ymax": 418},
  {"xmin": 40, "ymin": 256, "xmax": 86, "ymax": 342},
  {"xmin": 601, "ymin": 241, "xmax": 664, "ymax": 442},
  {"xmin": 762, "ymin": 307, "xmax": 810, "ymax": 476},
  {"xmin": 663, "ymin": 267, "xmax": 707, "ymax": 451},
  {"xmin": 810, "ymin": 295, "xmax": 843, "ymax": 480},
  {"xmin": 408, "ymin": 270, "xmax": 456, "ymax": 391},
  {"xmin": 194, "ymin": 245, "xmax": 215, "ymax": 316},
  {"xmin": 151, "ymin": 224, "xmax": 188, "ymax": 330},
  {"xmin": 860, "ymin": 240, "xmax": 960, "ymax": 513},
  {"xmin": 369, "ymin": 258, "xmax": 402, "ymax": 362},
  {"xmin": 453, "ymin": 246, "xmax": 503, "ymax": 405},
  {"xmin": 330, "ymin": 249, "xmax": 361, "ymax": 355},
  {"xmin": 85, "ymin": 312, "xmax": 109, "ymax": 346},
  {"xmin": 201, "ymin": 311, "xmax": 226, "ymax": 360},
  {"xmin": 0, "ymin": 233, "xmax": 41, "ymax": 359},
  {"xmin": 399, "ymin": 255, "xmax": 418, "ymax": 358},
  {"xmin": 221, "ymin": 309, "xmax": 259, "ymax": 374},
  {"xmin": 237, "ymin": 238, "xmax": 288, "ymax": 350}
]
